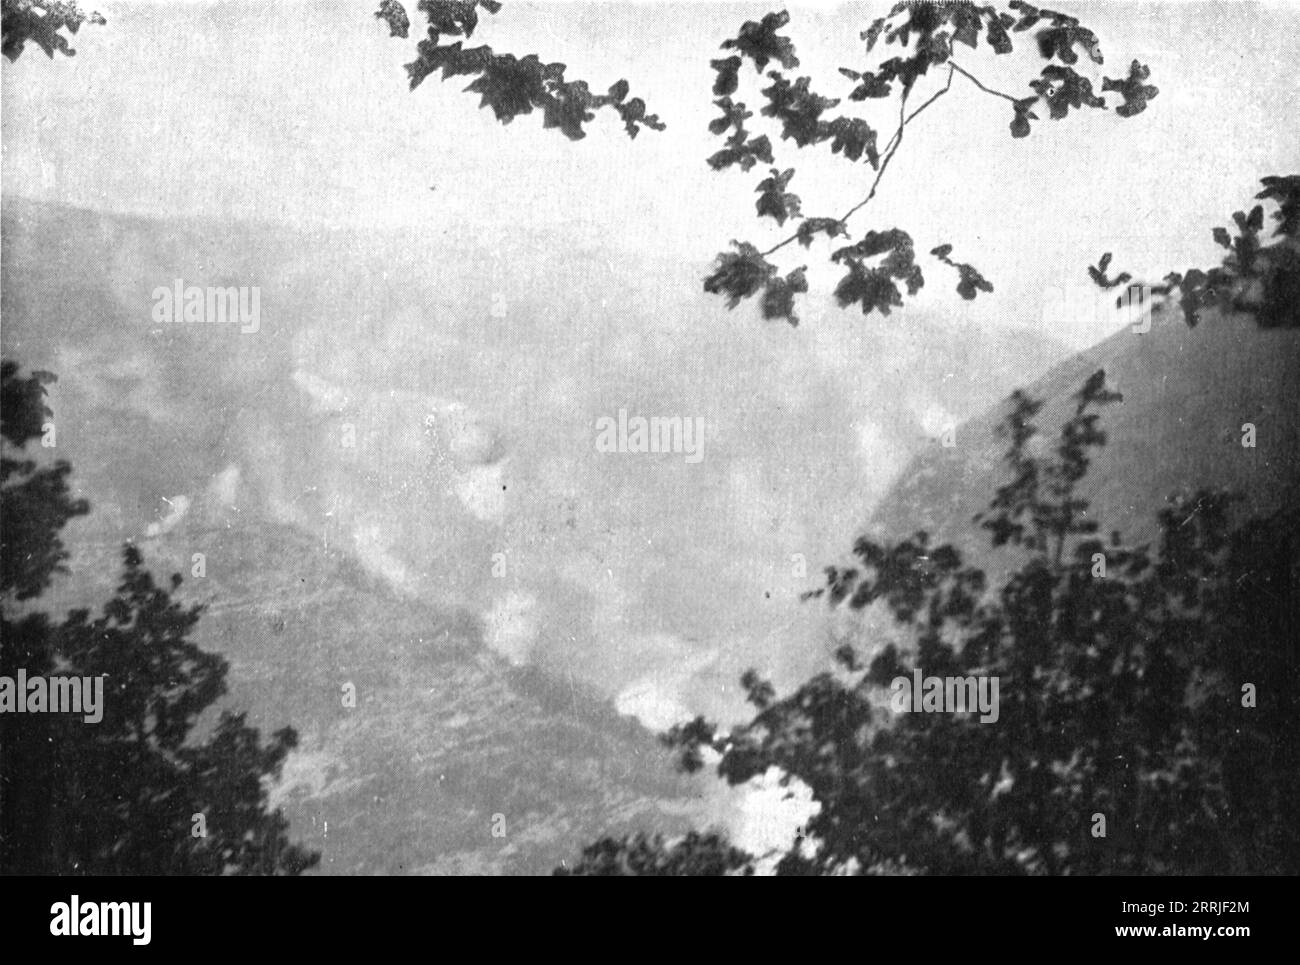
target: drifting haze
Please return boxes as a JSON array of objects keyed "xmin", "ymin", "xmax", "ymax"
[{"xmin": 4, "ymin": 0, "xmax": 1297, "ymax": 867}]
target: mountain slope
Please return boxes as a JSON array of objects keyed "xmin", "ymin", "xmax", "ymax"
[
  {"xmin": 865, "ymin": 295, "xmax": 1300, "ymax": 573},
  {"xmin": 0, "ymin": 198, "xmax": 716, "ymax": 874},
  {"xmin": 0, "ymin": 196, "xmax": 1076, "ymax": 872}
]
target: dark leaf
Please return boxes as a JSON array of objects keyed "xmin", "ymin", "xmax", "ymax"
[
  {"xmin": 826, "ymin": 116, "xmax": 879, "ymax": 166},
  {"xmin": 762, "ymin": 267, "xmax": 809, "ymax": 326},
  {"xmin": 762, "ymin": 74, "xmax": 840, "ymax": 147},
  {"xmin": 722, "ymin": 10, "xmax": 800, "ymax": 72},
  {"xmin": 542, "ymin": 80, "xmax": 595, "ymax": 141},
  {"xmin": 933, "ymin": 245, "xmax": 994, "ymax": 300},
  {"xmin": 711, "ymin": 55, "xmax": 742, "ymax": 97},
  {"xmin": 1010, "ymin": 96, "xmax": 1038, "ymax": 137},
  {"xmin": 708, "ymin": 96, "xmax": 752, "ymax": 137},
  {"xmin": 704, "ymin": 241, "xmax": 777, "ymax": 309},
  {"xmin": 421, "ymin": 0, "xmax": 480, "ymax": 39},
  {"xmin": 849, "ymin": 71, "xmax": 894, "ymax": 100},
  {"xmin": 1256, "ymin": 174, "xmax": 1300, "ymax": 237},
  {"xmin": 707, "ymin": 133, "xmax": 773, "ymax": 172},
  {"xmin": 755, "ymin": 167, "xmax": 802, "ymax": 226},
  {"xmin": 614, "ymin": 96, "xmax": 666, "ymax": 139},
  {"xmin": 832, "ymin": 228, "xmax": 912, "ymax": 262},
  {"xmin": 834, "ymin": 261, "xmax": 904, "ymax": 317},
  {"xmin": 956, "ymin": 264, "xmax": 993, "ymax": 299},
  {"xmin": 1086, "ymin": 251, "xmax": 1130, "ymax": 289},
  {"xmin": 985, "ymin": 15, "xmax": 1013, "ymax": 54},
  {"xmin": 861, "ymin": 17, "xmax": 886, "ymax": 51},
  {"xmin": 374, "ymin": 0, "xmax": 410, "ymax": 38},
  {"xmin": 1036, "ymin": 24, "xmax": 1102, "ymax": 64},
  {"xmin": 1031, "ymin": 65, "xmax": 1105, "ymax": 120},
  {"xmin": 797, "ymin": 218, "xmax": 848, "ymax": 248},
  {"xmin": 1101, "ymin": 60, "xmax": 1158, "ymax": 118},
  {"xmin": 464, "ymin": 53, "xmax": 548, "ymax": 122},
  {"xmin": 951, "ymin": 6, "xmax": 981, "ymax": 49}
]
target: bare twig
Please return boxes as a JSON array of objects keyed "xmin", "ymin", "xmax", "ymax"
[
  {"xmin": 761, "ymin": 66, "xmax": 956, "ymax": 259},
  {"xmin": 949, "ymin": 59, "xmax": 1022, "ymax": 104},
  {"xmin": 755, "ymin": 57, "xmax": 1019, "ymax": 261}
]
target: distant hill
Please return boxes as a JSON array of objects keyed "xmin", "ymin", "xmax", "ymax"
[
  {"xmin": 207, "ymin": 526, "xmax": 713, "ymax": 875},
  {"xmin": 0, "ymin": 196, "xmax": 1075, "ymax": 872},
  {"xmin": 0, "ymin": 197, "xmax": 715, "ymax": 874},
  {"xmin": 864, "ymin": 287, "xmax": 1300, "ymax": 578}
]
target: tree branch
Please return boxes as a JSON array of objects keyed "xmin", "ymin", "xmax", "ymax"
[
  {"xmin": 759, "ymin": 65, "xmax": 955, "ymax": 259},
  {"xmin": 948, "ymin": 59, "xmax": 1021, "ymax": 104}
]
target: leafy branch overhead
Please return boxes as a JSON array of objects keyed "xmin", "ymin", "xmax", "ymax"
[
  {"xmin": 703, "ymin": 241, "xmax": 810, "ymax": 326},
  {"xmin": 832, "ymin": 229, "xmax": 924, "ymax": 317},
  {"xmin": 704, "ymin": 1, "xmax": 1158, "ymax": 326},
  {"xmin": 379, "ymin": 0, "xmax": 664, "ymax": 140},
  {"xmin": 1, "ymin": 0, "xmax": 104, "ymax": 61}
]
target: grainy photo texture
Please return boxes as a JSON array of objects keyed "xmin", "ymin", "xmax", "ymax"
[{"xmin": 1, "ymin": 0, "xmax": 1297, "ymax": 881}]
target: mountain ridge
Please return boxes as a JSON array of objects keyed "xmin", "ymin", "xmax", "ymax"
[{"xmin": 864, "ymin": 292, "xmax": 1300, "ymax": 580}]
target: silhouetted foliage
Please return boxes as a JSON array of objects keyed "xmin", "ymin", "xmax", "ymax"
[
  {"xmin": 565, "ymin": 369, "xmax": 1299, "ymax": 874},
  {"xmin": 701, "ymin": 2, "xmax": 1157, "ymax": 324},
  {"xmin": 554, "ymin": 831, "xmax": 753, "ymax": 876},
  {"xmin": 379, "ymin": 0, "xmax": 663, "ymax": 141},
  {"xmin": 0, "ymin": 362, "xmax": 88, "ymax": 602},
  {"xmin": 372, "ymin": 2, "xmax": 1161, "ymax": 326},
  {"xmin": 1, "ymin": 0, "xmax": 103, "ymax": 61},
  {"xmin": 1091, "ymin": 175, "xmax": 1300, "ymax": 328},
  {"xmin": 7, "ymin": 0, "xmax": 1167, "ymax": 330},
  {"xmin": 0, "ymin": 363, "xmax": 318, "ymax": 875}
]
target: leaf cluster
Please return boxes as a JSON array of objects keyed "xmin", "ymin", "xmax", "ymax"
[
  {"xmin": 390, "ymin": 0, "xmax": 664, "ymax": 140},
  {"xmin": 631, "ymin": 371, "xmax": 1300, "ymax": 874},
  {"xmin": 1, "ymin": 0, "xmax": 103, "ymax": 62},
  {"xmin": 1, "ymin": 363, "xmax": 319, "ymax": 875},
  {"xmin": 704, "ymin": 3, "xmax": 1156, "ymax": 325}
]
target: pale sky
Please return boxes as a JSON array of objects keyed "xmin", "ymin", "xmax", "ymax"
[{"xmin": 4, "ymin": 2, "xmax": 1297, "ymax": 346}]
